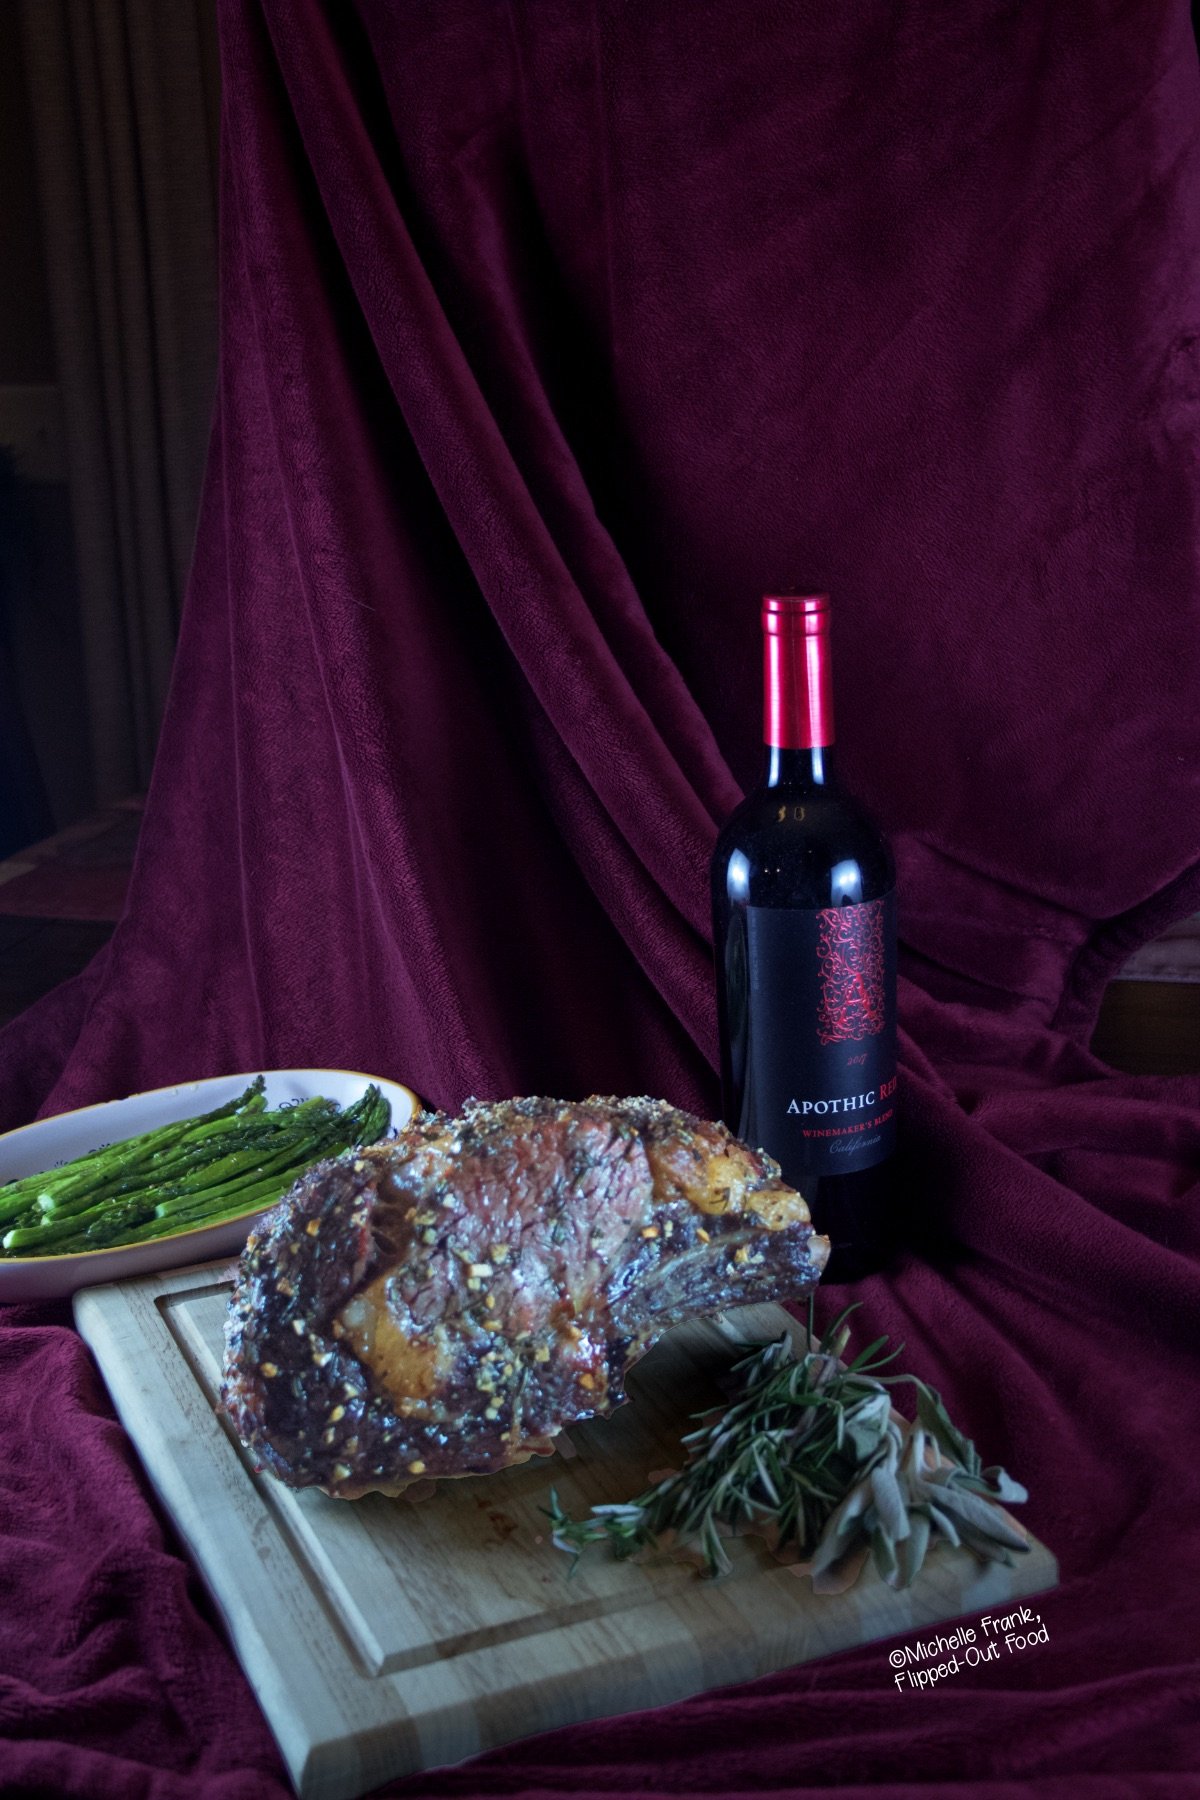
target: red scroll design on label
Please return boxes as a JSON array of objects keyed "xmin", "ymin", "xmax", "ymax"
[{"xmin": 816, "ymin": 902, "xmax": 886, "ymax": 1044}]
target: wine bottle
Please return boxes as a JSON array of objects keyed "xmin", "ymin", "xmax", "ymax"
[{"xmin": 711, "ymin": 593, "xmax": 897, "ymax": 1279}]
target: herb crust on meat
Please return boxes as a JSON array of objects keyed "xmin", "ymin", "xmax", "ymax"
[{"xmin": 221, "ymin": 1095, "xmax": 829, "ymax": 1498}]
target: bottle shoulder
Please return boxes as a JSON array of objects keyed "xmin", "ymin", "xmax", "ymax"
[{"xmin": 711, "ymin": 783, "xmax": 894, "ymax": 910}]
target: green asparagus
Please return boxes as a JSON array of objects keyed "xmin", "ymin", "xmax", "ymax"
[
  {"xmin": 0, "ymin": 1086, "xmax": 265, "ymax": 1227},
  {"xmin": 0, "ymin": 1079, "xmax": 392, "ymax": 1258}
]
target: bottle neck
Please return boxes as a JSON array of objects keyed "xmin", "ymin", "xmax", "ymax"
[
  {"xmin": 762, "ymin": 743, "xmax": 836, "ymax": 789},
  {"xmin": 762, "ymin": 595, "xmax": 835, "ymax": 755}
]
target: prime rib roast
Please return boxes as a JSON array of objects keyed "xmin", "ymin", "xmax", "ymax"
[{"xmin": 221, "ymin": 1095, "xmax": 829, "ymax": 1497}]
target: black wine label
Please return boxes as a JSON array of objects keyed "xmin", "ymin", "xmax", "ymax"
[{"xmin": 738, "ymin": 892, "xmax": 897, "ymax": 1181}]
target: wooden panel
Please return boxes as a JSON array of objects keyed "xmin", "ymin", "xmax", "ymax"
[
  {"xmin": 76, "ymin": 1264, "xmax": 1057, "ymax": 1800},
  {"xmin": 1092, "ymin": 979, "xmax": 1200, "ymax": 1076}
]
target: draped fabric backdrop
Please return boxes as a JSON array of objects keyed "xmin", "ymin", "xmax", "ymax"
[{"xmin": 2, "ymin": 2, "xmax": 1199, "ymax": 1795}]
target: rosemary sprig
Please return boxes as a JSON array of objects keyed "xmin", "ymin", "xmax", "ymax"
[{"xmin": 546, "ymin": 1302, "xmax": 1028, "ymax": 1591}]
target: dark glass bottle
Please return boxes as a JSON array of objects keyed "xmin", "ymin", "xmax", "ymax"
[{"xmin": 711, "ymin": 594, "xmax": 897, "ymax": 1280}]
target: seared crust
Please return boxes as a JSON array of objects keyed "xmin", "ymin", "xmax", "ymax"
[{"xmin": 222, "ymin": 1095, "xmax": 828, "ymax": 1497}]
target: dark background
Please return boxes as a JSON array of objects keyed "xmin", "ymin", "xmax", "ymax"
[
  {"xmin": 0, "ymin": 6, "xmax": 92, "ymax": 841},
  {"xmin": 0, "ymin": 0, "xmax": 219, "ymax": 851}
]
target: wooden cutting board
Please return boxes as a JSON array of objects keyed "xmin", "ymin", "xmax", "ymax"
[{"xmin": 75, "ymin": 1261, "xmax": 1057, "ymax": 1800}]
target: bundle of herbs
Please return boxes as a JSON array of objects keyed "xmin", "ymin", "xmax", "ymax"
[{"xmin": 547, "ymin": 1304, "xmax": 1028, "ymax": 1592}]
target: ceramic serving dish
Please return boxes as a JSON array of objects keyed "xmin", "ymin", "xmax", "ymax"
[{"xmin": 0, "ymin": 1068, "xmax": 418, "ymax": 1304}]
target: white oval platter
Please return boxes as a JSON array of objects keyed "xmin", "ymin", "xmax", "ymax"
[{"xmin": 0, "ymin": 1068, "xmax": 419, "ymax": 1304}]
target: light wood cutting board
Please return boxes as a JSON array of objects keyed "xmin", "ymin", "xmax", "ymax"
[{"xmin": 75, "ymin": 1261, "xmax": 1056, "ymax": 1800}]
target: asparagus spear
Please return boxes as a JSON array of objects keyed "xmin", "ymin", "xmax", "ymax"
[
  {"xmin": 35, "ymin": 1117, "xmax": 306, "ymax": 1222},
  {"xmin": 0, "ymin": 1080, "xmax": 266, "ymax": 1226},
  {"xmin": 0, "ymin": 1082, "xmax": 391, "ymax": 1257},
  {"xmin": 68, "ymin": 1098, "xmax": 338, "ymax": 1209},
  {"xmin": 4, "ymin": 1130, "xmax": 316, "ymax": 1253},
  {"xmin": 130, "ymin": 1176, "xmax": 309, "ymax": 1241}
]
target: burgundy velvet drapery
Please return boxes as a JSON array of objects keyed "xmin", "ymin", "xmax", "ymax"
[{"xmin": 2, "ymin": 2, "xmax": 1199, "ymax": 1794}]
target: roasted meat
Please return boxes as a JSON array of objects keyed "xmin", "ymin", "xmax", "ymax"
[{"xmin": 221, "ymin": 1095, "xmax": 829, "ymax": 1497}]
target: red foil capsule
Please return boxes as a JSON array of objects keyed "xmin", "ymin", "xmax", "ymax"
[{"xmin": 762, "ymin": 593, "xmax": 834, "ymax": 749}]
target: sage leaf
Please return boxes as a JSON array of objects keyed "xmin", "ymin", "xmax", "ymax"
[
  {"xmin": 979, "ymin": 1465, "xmax": 1029, "ymax": 1504},
  {"xmin": 869, "ymin": 1461, "xmax": 910, "ymax": 1543},
  {"xmin": 845, "ymin": 1391, "xmax": 891, "ymax": 1459},
  {"xmin": 925, "ymin": 1501, "xmax": 962, "ymax": 1547},
  {"xmin": 871, "ymin": 1524, "xmax": 899, "ymax": 1584},
  {"xmin": 927, "ymin": 1481, "xmax": 1029, "ymax": 1551},
  {"xmin": 893, "ymin": 1507, "xmax": 932, "ymax": 1589},
  {"xmin": 913, "ymin": 1383, "xmax": 982, "ymax": 1477}
]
